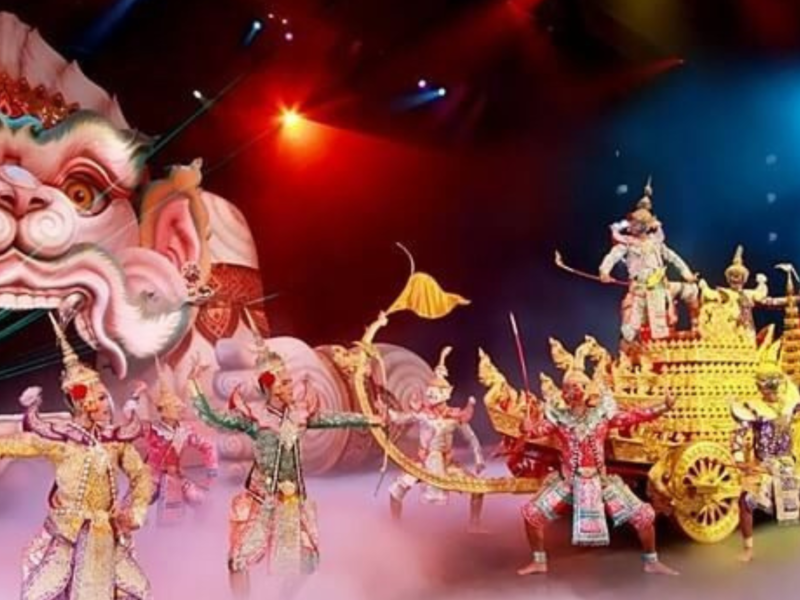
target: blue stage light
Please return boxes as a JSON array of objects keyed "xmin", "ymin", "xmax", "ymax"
[
  {"xmin": 438, "ymin": 87, "xmax": 447, "ymax": 97},
  {"xmin": 244, "ymin": 19, "xmax": 265, "ymax": 45}
]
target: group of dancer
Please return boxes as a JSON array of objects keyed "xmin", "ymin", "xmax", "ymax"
[{"xmin": 0, "ymin": 180, "xmax": 798, "ymax": 599}]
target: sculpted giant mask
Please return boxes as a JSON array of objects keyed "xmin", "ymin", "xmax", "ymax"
[
  {"xmin": 0, "ymin": 12, "xmax": 268, "ymax": 387},
  {"xmin": 0, "ymin": 112, "xmax": 199, "ymax": 376}
]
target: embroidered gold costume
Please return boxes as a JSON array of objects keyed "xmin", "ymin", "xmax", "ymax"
[{"xmin": 0, "ymin": 315, "xmax": 153, "ymax": 600}]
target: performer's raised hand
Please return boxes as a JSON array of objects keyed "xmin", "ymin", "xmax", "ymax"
[
  {"xmin": 188, "ymin": 353, "xmax": 210, "ymax": 380},
  {"xmin": 377, "ymin": 310, "xmax": 389, "ymax": 328},
  {"xmin": 130, "ymin": 380, "xmax": 148, "ymax": 398},
  {"xmin": 19, "ymin": 386, "xmax": 43, "ymax": 408}
]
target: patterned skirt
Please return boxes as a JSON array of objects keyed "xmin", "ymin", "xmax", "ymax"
[
  {"xmin": 229, "ymin": 491, "xmax": 320, "ymax": 576},
  {"xmin": 21, "ymin": 518, "xmax": 150, "ymax": 600}
]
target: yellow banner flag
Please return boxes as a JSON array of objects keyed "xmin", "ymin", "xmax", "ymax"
[{"xmin": 386, "ymin": 272, "xmax": 470, "ymax": 319}]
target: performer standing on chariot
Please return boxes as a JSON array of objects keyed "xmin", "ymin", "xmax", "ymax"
[
  {"xmin": 730, "ymin": 328, "xmax": 800, "ymax": 563},
  {"xmin": 0, "ymin": 314, "xmax": 153, "ymax": 599},
  {"xmin": 699, "ymin": 245, "xmax": 769, "ymax": 333},
  {"xmin": 597, "ymin": 179, "xmax": 698, "ymax": 347},
  {"xmin": 387, "ymin": 346, "xmax": 486, "ymax": 531},
  {"xmin": 190, "ymin": 316, "xmax": 386, "ymax": 598},
  {"xmin": 516, "ymin": 337, "xmax": 678, "ymax": 576}
]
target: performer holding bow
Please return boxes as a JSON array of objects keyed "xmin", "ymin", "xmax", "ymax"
[
  {"xmin": 124, "ymin": 358, "xmax": 218, "ymax": 526},
  {"xmin": 730, "ymin": 328, "xmax": 800, "ymax": 563},
  {"xmin": 516, "ymin": 337, "xmax": 678, "ymax": 576},
  {"xmin": 190, "ymin": 336, "xmax": 385, "ymax": 598},
  {"xmin": 0, "ymin": 314, "xmax": 153, "ymax": 600},
  {"xmin": 387, "ymin": 346, "xmax": 486, "ymax": 531},
  {"xmin": 597, "ymin": 179, "xmax": 698, "ymax": 346}
]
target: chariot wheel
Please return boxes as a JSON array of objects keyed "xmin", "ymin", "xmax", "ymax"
[{"xmin": 669, "ymin": 441, "xmax": 742, "ymax": 543}]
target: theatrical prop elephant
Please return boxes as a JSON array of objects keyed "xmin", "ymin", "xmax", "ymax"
[{"xmin": 0, "ymin": 12, "xmax": 431, "ymax": 473}]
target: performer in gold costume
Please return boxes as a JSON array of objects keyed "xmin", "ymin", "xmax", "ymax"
[
  {"xmin": 730, "ymin": 330, "xmax": 800, "ymax": 562},
  {"xmin": 699, "ymin": 245, "xmax": 768, "ymax": 334},
  {"xmin": 0, "ymin": 314, "xmax": 153, "ymax": 600}
]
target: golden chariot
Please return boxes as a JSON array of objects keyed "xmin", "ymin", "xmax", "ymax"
[
  {"xmin": 347, "ymin": 249, "xmax": 800, "ymax": 544},
  {"xmin": 480, "ymin": 271, "xmax": 800, "ymax": 543}
]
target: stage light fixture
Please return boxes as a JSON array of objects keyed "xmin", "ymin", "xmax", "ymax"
[
  {"xmin": 282, "ymin": 18, "xmax": 289, "ymax": 25},
  {"xmin": 252, "ymin": 20, "xmax": 263, "ymax": 31},
  {"xmin": 285, "ymin": 32, "xmax": 294, "ymax": 41},
  {"xmin": 192, "ymin": 90, "xmax": 205, "ymax": 101},
  {"xmin": 437, "ymin": 87, "xmax": 447, "ymax": 97},
  {"xmin": 418, "ymin": 79, "xmax": 427, "ymax": 89}
]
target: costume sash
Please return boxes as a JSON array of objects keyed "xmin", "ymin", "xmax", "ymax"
[
  {"xmin": 645, "ymin": 285, "xmax": 670, "ymax": 339},
  {"xmin": 571, "ymin": 470, "xmax": 610, "ymax": 546}
]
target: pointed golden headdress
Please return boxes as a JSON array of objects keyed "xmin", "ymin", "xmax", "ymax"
[
  {"xmin": 243, "ymin": 307, "xmax": 286, "ymax": 390},
  {"xmin": 428, "ymin": 346, "xmax": 454, "ymax": 391},
  {"xmin": 548, "ymin": 338, "xmax": 587, "ymax": 386},
  {"xmin": 725, "ymin": 245, "xmax": 749, "ymax": 281},
  {"xmin": 545, "ymin": 336, "xmax": 610, "ymax": 396},
  {"xmin": 153, "ymin": 355, "xmax": 184, "ymax": 413},
  {"xmin": 48, "ymin": 312, "xmax": 104, "ymax": 411},
  {"xmin": 630, "ymin": 177, "xmax": 657, "ymax": 226}
]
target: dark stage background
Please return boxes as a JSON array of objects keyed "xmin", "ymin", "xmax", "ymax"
[{"xmin": 1, "ymin": 0, "xmax": 800, "ymax": 435}]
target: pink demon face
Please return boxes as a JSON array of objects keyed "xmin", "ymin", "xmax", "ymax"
[{"xmin": 0, "ymin": 112, "xmax": 205, "ymax": 376}]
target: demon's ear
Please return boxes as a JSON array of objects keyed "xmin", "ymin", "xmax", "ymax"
[{"xmin": 138, "ymin": 159, "xmax": 211, "ymax": 277}]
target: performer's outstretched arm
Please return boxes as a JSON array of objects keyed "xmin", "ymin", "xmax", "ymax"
[
  {"xmin": 610, "ymin": 392, "xmax": 674, "ymax": 429},
  {"xmin": 191, "ymin": 383, "xmax": 257, "ymax": 436},
  {"xmin": 0, "ymin": 432, "xmax": 63, "ymax": 461},
  {"xmin": 599, "ymin": 245, "xmax": 627, "ymax": 278},
  {"xmin": 308, "ymin": 411, "xmax": 382, "ymax": 429},
  {"xmin": 387, "ymin": 408, "xmax": 419, "ymax": 427}
]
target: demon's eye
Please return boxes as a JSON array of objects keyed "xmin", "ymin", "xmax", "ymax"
[{"xmin": 62, "ymin": 176, "xmax": 110, "ymax": 215}]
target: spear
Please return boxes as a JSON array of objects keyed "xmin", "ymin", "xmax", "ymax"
[{"xmin": 508, "ymin": 312, "xmax": 534, "ymax": 419}]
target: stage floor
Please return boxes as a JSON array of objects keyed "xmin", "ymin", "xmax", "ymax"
[{"xmin": 0, "ymin": 459, "xmax": 799, "ymax": 599}]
